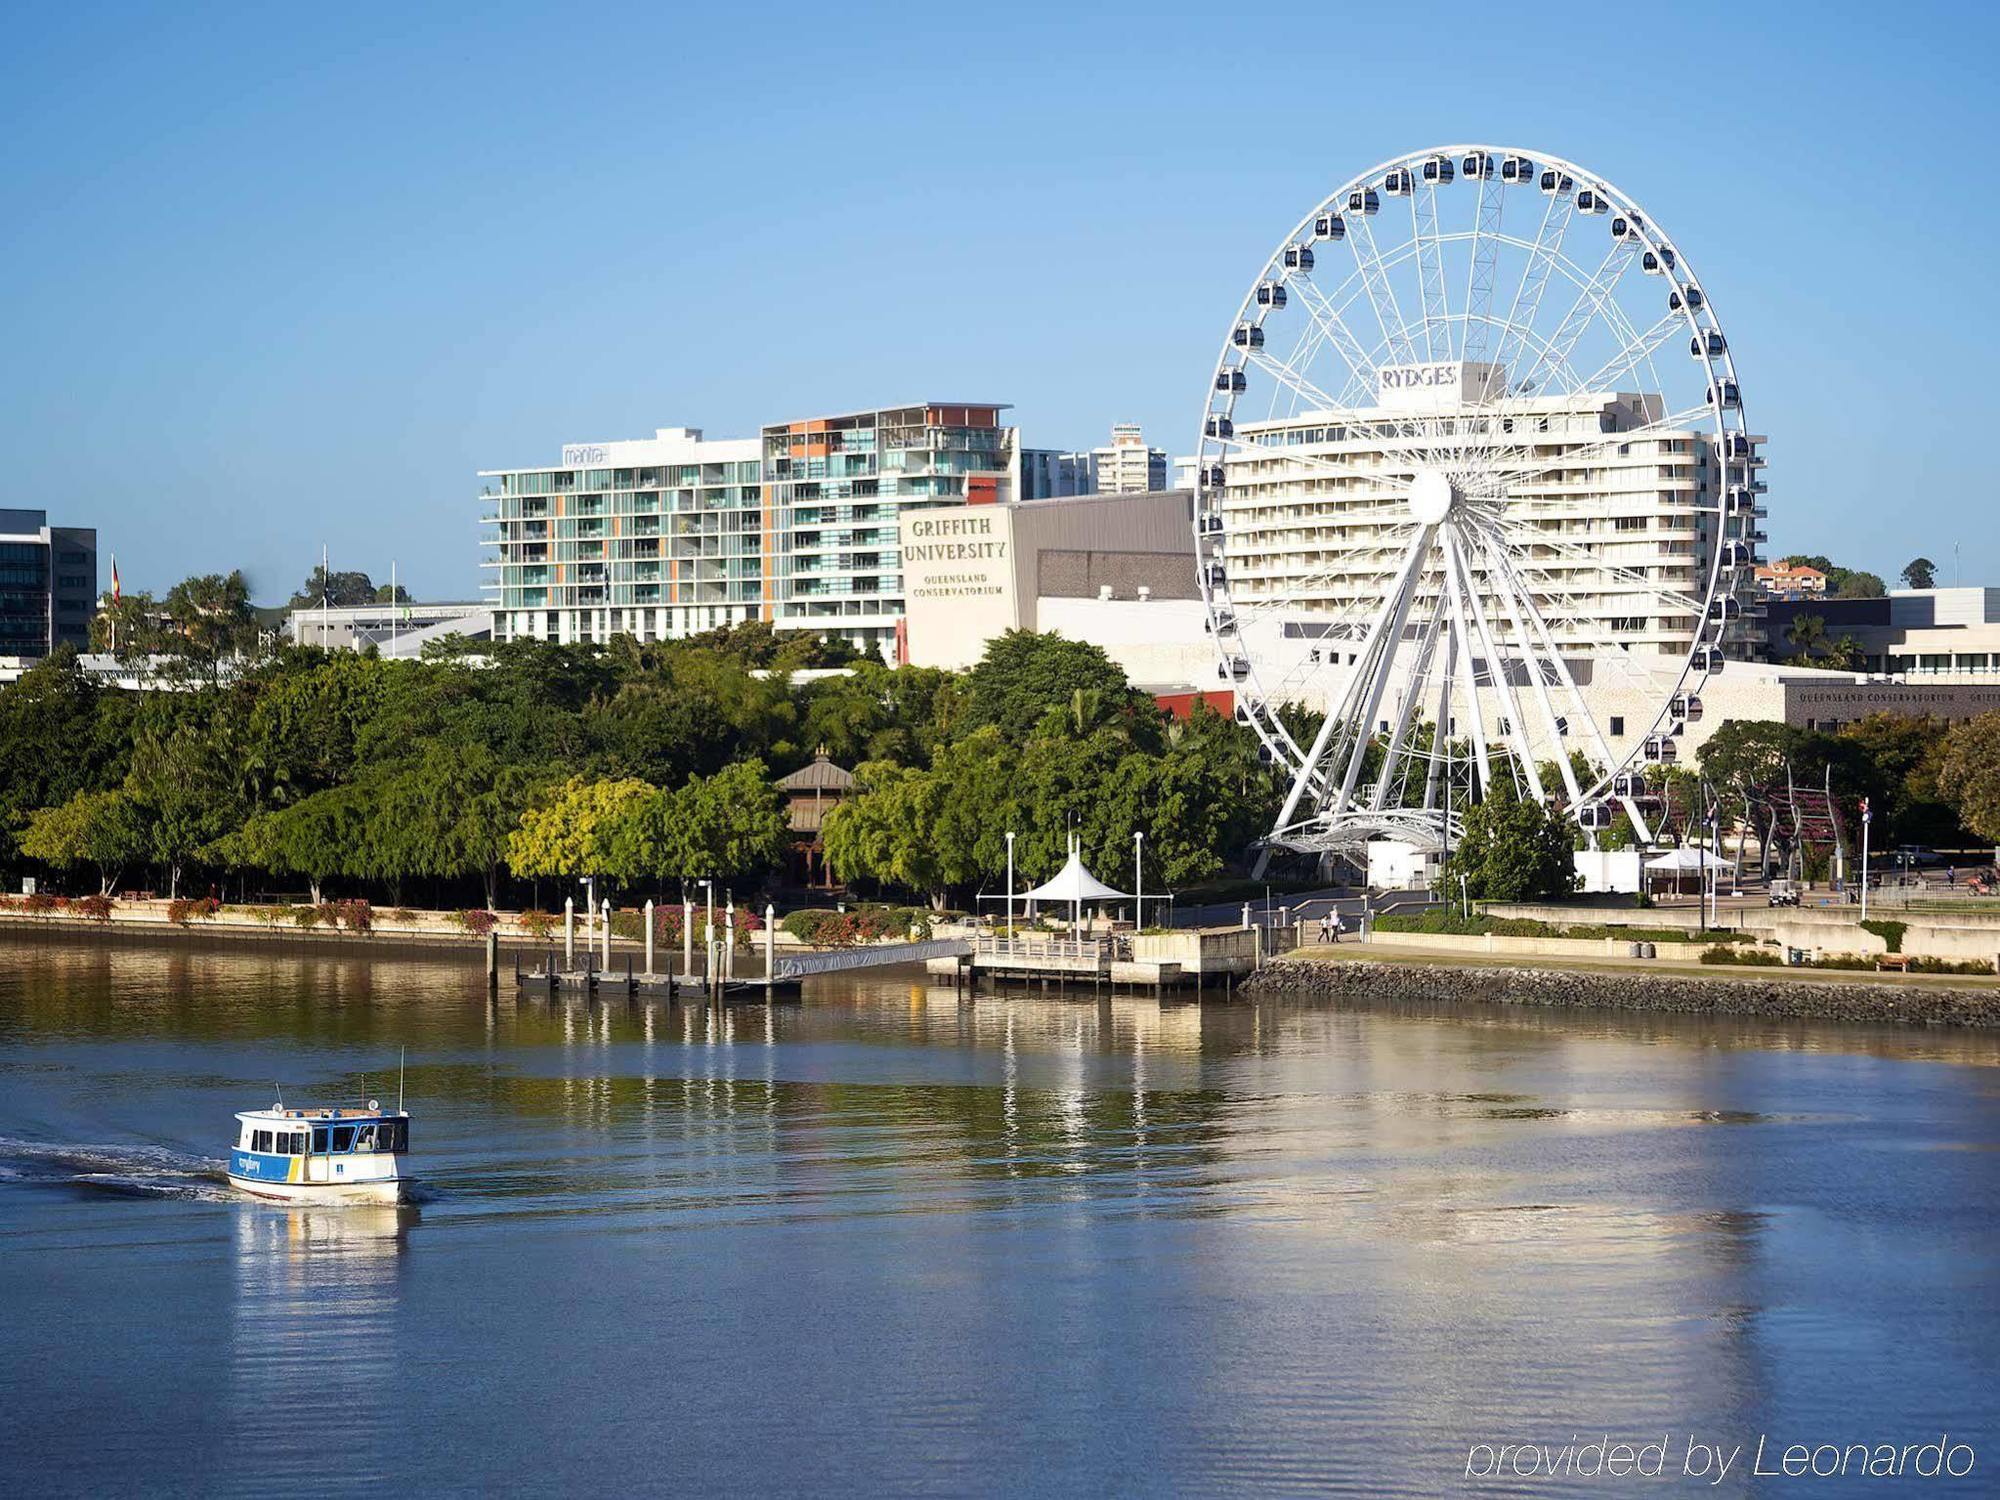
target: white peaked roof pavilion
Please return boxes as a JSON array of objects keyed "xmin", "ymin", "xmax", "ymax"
[{"xmin": 1018, "ymin": 849, "xmax": 1130, "ymax": 904}]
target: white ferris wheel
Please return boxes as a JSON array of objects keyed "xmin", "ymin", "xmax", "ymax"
[{"xmin": 1194, "ymin": 144, "xmax": 1763, "ymax": 863}]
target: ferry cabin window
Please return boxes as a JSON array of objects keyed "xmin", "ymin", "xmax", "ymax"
[
  {"xmin": 332, "ymin": 1126, "xmax": 355, "ymax": 1152},
  {"xmin": 252, "ymin": 1130, "xmax": 272, "ymax": 1153},
  {"xmin": 313, "ymin": 1127, "xmax": 329, "ymax": 1153},
  {"xmin": 354, "ymin": 1125, "xmax": 377, "ymax": 1152}
]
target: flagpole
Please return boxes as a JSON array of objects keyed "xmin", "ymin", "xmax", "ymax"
[
  {"xmin": 321, "ymin": 542, "xmax": 330, "ymax": 650},
  {"xmin": 391, "ymin": 560, "xmax": 398, "ymax": 657}
]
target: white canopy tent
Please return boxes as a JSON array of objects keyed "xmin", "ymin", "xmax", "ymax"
[{"xmin": 1644, "ymin": 847, "xmax": 1732, "ymax": 873}]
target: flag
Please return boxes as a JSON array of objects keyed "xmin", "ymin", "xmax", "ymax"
[{"xmin": 110, "ymin": 555, "xmax": 121, "ymax": 603}]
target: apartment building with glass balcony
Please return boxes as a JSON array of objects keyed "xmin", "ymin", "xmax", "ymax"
[
  {"xmin": 761, "ymin": 403, "xmax": 1016, "ymax": 658},
  {"xmin": 480, "ymin": 428, "xmax": 764, "ymax": 645}
]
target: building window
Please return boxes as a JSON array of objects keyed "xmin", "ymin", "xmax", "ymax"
[{"xmin": 1609, "ymin": 716, "xmax": 1625, "ymax": 736}]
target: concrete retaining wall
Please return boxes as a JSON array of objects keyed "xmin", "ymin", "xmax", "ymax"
[
  {"xmin": 1362, "ymin": 930, "xmax": 1711, "ymax": 964},
  {"xmin": 1482, "ymin": 901, "xmax": 2000, "ymax": 965},
  {"xmin": 1246, "ymin": 957, "xmax": 2000, "ymax": 1028}
]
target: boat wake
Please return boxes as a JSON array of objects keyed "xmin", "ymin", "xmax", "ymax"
[{"xmin": 0, "ymin": 1135, "xmax": 235, "ymax": 1202}]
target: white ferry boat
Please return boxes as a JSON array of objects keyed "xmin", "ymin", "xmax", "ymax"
[{"xmin": 227, "ymin": 1101, "xmax": 413, "ymax": 1204}]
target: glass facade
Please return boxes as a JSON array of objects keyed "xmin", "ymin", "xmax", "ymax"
[
  {"xmin": 482, "ymin": 407, "xmax": 1017, "ymax": 659},
  {"xmin": 0, "ymin": 512, "xmax": 95, "ymax": 658},
  {"xmin": 481, "ymin": 430, "xmax": 766, "ymax": 645},
  {"xmin": 760, "ymin": 404, "xmax": 1014, "ymax": 657}
]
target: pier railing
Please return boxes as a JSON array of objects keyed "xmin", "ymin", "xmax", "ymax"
[{"xmin": 973, "ymin": 934, "xmax": 1115, "ymax": 971}]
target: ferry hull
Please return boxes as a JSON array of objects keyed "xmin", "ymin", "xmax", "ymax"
[{"xmin": 228, "ymin": 1173, "xmax": 410, "ymax": 1205}]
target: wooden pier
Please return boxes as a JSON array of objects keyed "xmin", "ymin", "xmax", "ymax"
[{"xmin": 512, "ymin": 951, "xmax": 800, "ymax": 1004}]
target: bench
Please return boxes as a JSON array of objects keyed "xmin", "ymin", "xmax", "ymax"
[{"xmin": 1876, "ymin": 954, "xmax": 1911, "ymax": 973}]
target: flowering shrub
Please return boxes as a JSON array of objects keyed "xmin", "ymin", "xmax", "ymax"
[
  {"xmin": 332, "ymin": 899, "xmax": 373, "ymax": 933},
  {"xmin": 518, "ymin": 909, "xmax": 557, "ymax": 942},
  {"xmin": 167, "ymin": 896, "xmax": 221, "ymax": 926},
  {"xmin": 454, "ymin": 908, "xmax": 497, "ymax": 936},
  {"xmin": 73, "ymin": 893, "xmax": 115, "ymax": 923},
  {"xmin": 24, "ymin": 892, "xmax": 61, "ymax": 916},
  {"xmin": 782, "ymin": 906, "xmax": 928, "ymax": 947},
  {"xmin": 292, "ymin": 904, "xmax": 324, "ymax": 929}
]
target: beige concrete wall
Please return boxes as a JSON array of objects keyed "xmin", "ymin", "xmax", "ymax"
[{"xmin": 1362, "ymin": 930, "xmax": 1711, "ymax": 964}]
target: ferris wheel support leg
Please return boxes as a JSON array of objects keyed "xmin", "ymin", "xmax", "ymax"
[
  {"xmin": 1422, "ymin": 631, "xmax": 1457, "ymax": 813},
  {"xmin": 1441, "ymin": 540, "xmax": 1495, "ymax": 797},
  {"xmin": 1265, "ymin": 524, "xmax": 1432, "ymax": 843},
  {"xmin": 1476, "ymin": 529, "xmax": 1585, "ymax": 806},
  {"xmin": 1449, "ymin": 527, "xmax": 1542, "ymax": 801},
  {"xmin": 1371, "ymin": 589, "xmax": 1447, "ymax": 812},
  {"xmin": 1326, "ymin": 523, "xmax": 1438, "ymax": 822}
]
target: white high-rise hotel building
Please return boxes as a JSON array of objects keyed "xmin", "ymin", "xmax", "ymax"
[{"xmin": 1218, "ymin": 360, "xmax": 1765, "ymax": 664}]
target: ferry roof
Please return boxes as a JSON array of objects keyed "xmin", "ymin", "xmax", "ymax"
[{"xmin": 237, "ymin": 1105, "xmax": 409, "ymax": 1123}]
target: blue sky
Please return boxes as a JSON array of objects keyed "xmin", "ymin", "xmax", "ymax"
[{"xmin": 3, "ymin": 1, "xmax": 1995, "ymax": 601}]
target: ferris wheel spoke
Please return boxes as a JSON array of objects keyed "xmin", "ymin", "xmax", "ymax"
[
  {"xmin": 1514, "ymin": 239, "xmax": 1631, "ymax": 396},
  {"xmin": 1411, "ymin": 179, "xmax": 1449, "ymax": 361},
  {"xmin": 1242, "ymin": 347, "xmax": 1349, "ymax": 419},
  {"xmin": 1475, "ymin": 402, "xmax": 1717, "ymax": 491},
  {"xmin": 1209, "ymin": 434, "xmax": 1417, "ymax": 492},
  {"xmin": 1284, "ymin": 274, "xmax": 1380, "ymax": 400},
  {"xmin": 1492, "ymin": 517, "xmax": 1706, "ymax": 613},
  {"xmin": 1573, "ymin": 311, "xmax": 1685, "ymax": 397},
  {"xmin": 1345, "ymin": 212, "xmax": 1417, "ymax": 370},
  {"xmin": 1459, "ymin": 170, "xmax": 1507, "ymax": 365},
  {"xmin": 1483, "ymin": 544, "xmax": 1624, "ymax": 790},
  {"xmin": 1491, "ymin": 192, "xmax": 1575, "ymax": 383}
]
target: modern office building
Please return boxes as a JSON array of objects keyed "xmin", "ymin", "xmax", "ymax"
[
  {"xmin": 0, "ymin": 509, "xmax": 96, "ymax": 658},
  {"xmin": 1217, "ymin": 372, "xmax": 1767, "ymax": 662},
  {"xmin": 1018, "ymin": 446, "xmax": 1092, "ymax": 501},
  {"xmin": 480, "ymin": 427, "xmax": 765, "ymax": 646},
  {"xmin": 1020, "ymin": 424, "xmax": 1168, "ymax": 500},
  {"xmin": 761, "ymin": 402, "xmax": 1017, "ymax": 658},
  {"xmin": 1764, "ymin": 587, "xmax": 2000, "ymax": 677},
  {"xmin": 898, "ymin": 488, "xmax": 1201, "ymax": 672}
]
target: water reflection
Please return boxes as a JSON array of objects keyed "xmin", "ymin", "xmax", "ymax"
[
  {"xmin": 6, "ymin": 933, "xmax": 2000, "ymax": 1496},
  {"xmin": 224, "ymin": 1205, "xmax": 411, "ymax": 1491}
]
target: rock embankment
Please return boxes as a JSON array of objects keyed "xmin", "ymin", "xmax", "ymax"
[{"xmin": 1245, "ymin": 958, "xmax": 2000, "ymax": 1028}]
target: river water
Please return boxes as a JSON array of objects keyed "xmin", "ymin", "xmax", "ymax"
[{"xmin": 2, "ymin": 934, "xmax": 1997, "ymax": 1496}]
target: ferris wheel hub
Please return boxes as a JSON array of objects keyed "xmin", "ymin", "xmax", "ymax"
[{"xmin": 1407, "ymin": 468, "xmax": 1457, "ymax": 525}]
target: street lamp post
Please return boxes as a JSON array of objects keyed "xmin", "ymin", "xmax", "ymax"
[
  {"xmin": 1005, "ymin": 831, "xmax": 1015, "ymax": 941},
  {"xmin": 1860, "ymin": 798, "xmax": 1872, "ymax": 921},
  {"xmin": 1134, "ymin": 831, "xmax": 1144, "ymax": 932}
]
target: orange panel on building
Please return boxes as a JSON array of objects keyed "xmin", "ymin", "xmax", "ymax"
[{"xmin": 966, "ymin": 475, "xmax": 999, "ymax": 506}]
